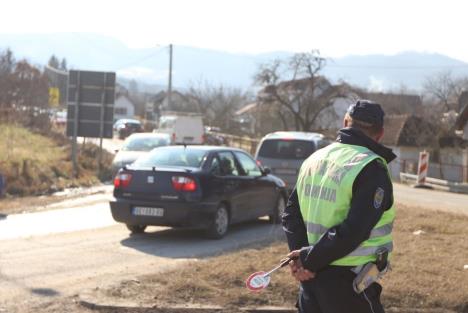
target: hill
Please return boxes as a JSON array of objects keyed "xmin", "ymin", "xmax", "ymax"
[{"xmin": 2, "ymin": 33, "xmax": 468, "ymax": 91}]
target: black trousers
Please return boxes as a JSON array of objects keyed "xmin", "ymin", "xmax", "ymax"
[{"xmin": 297, "ymin": 266, "xmax": 385, "ymax": 313}]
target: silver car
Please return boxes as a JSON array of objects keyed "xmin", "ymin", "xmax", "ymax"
[
  {"xmin": 254, "ymin": 131, "xmax": 331, "ymax": 192},
  {"xmin": 111, "ymin": 132, "xmax": 171, "ymax": 176}
]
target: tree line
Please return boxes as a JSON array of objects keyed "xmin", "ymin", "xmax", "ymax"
[{"xmin": 0, "ymin": 48, "xmax": 50, "ymax": 129}]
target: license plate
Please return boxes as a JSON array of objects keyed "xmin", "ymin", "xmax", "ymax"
[
  {"xmin": 132, "ymin": 206, "xmax": 164, "ymax": 217},
  {"xmin": 274, "ymin": 168, "xmax": 297, "ymax": 175}
]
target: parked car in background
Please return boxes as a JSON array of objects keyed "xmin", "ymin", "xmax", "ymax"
[
  {"xmin": 255, "ymin": 131, "xmax": 331, "ymax": 192},
  {"xmin": 110, "ymin": 145, "xmax": 287, "ymax": 239},
  {"xmin": 204, "ymin": 126, "xmax": 226, "ymax": 145},
  {"xmin": 113, "ymin": 119, "xmax": 143, "ymax": 139},
  {"xmin": 156, "ymin": 112, "xmax": 204, "ymax": 144},
  {"xmin": 50, "ymin": 110, "xmax": 67, "ymax": 127},
  {"xmin": 111, "ymin": 133, "xmax": 171, "ymax": 176}
]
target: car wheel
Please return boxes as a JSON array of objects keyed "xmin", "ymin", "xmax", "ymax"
[
  {"xmin": 126, "ymin": 224, "xmax": 147, "ymax": 234},
  {"xmin": 269, "ymin": 195, "xmax": 286, "ymax": 224},
  {"xmin": 206, "ymin": 204, "xmax": 229, "ymax": 239}
]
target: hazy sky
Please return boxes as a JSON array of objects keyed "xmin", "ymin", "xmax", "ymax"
[{"xmin": 2, "ymin": 0, "xmax": 468, "ymax": 61}]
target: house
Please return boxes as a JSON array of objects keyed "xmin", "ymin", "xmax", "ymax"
[
  {"xmin": 382, "ymin": 115, "xmax": 467, "ymax": 182},
  {"xmin": 358, "ymin": 92, "xmax": 423, "ymax": 115},
  {"xmin": 234, "ymin": 102, "xmax": 258, "ymax": 134},
  {"xmin": 455, "ymin": 91, "xmax": 468, "ymax": 140},
  {"xmin": 234, "ymin": 101, "xmax": 287, "ymax": 136},
  {"xmin": 114, "ymin": 94, "xmax": 136, "ymax": 121},
  {"xmin": 152, "ymin": 90, "xmax": 196, "ymax": 114},
  {"xmin": 314, "ymin": 92, "xmax": 424, "ymax": 131}
]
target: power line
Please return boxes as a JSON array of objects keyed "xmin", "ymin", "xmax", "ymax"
[{"xmin": 116, "ymin": 48, "xmax": 166, "ymax": 70}]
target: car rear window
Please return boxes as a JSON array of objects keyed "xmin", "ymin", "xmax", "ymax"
[
  {"xmin": 133, "ymin": 147, "xmax": 207, "ymax": 168},
  {"xmin": 257, "ymin": 139, "xmax": 315, "ymax": 160}
]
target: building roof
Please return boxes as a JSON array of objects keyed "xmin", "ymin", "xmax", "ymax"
[
  {"xmin": 358, "ymin": 92, "xmax": 423, "ymax": 115},
  {"xmin": 235, "ymin": 102, "xmax": 257, "ymax": 115},
  {"xmin": 381, "ymin": 114, "xmax": 437, "ymax": 147},
  {"xmin": 455, "ymin": 91, "xmax": 468, "ymax": 130}
]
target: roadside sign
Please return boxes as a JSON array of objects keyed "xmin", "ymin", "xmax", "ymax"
[
  {"xmin": 49, "ymin": 87, "xmax": 60, "ymax": 107},
  {"xmin": 66, "ymin": 70, "xmax": 116, "ymax": 138},
  {"xmin": 66, "ymin": 70, "xmax": 116, "ymax": 177}
]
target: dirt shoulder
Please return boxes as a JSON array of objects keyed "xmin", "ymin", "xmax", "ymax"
[{"xmin": 65, "ymin": 204, "xmax": 468, "ymax": 313}]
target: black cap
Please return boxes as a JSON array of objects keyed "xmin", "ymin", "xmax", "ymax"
[{"xmin": 347, "ymin": 100, "xmax": 385, "ymax": 127}]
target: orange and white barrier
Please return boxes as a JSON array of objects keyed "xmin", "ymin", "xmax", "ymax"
[{"xmin": 417, "ymin": 151, "xmax": 430, "ymax": 185}]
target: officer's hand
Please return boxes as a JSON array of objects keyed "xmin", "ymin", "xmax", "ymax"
[
  {"xmin": 287, "ymin": 250, "xmax": 301, "ymax": 276},
  {"xmin": 287, "ymin": 250, "xmax": 315, "ymax": 282}
]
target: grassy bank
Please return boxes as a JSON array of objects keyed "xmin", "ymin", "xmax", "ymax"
[
  {"xmin": 101, "ymin": 204, "xmax": 468, "ymax": 312},
  {"xmin": 0, "ymin": 123, "xmax": 113, "ymax": 198}
]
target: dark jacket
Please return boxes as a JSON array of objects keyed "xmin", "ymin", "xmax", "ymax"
[{"xmin": 282, "ymin": 127, "xmax": 396, "ymax": 272}]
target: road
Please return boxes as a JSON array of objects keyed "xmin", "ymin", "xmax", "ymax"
[
  {"xmin": 0, "ymin": 189, "xmax": 285, "ymax": 311},
  {"xmin": 393, "ymin": 183, "xmax": 468, "ymax": 216},
  {"xmin": 0, "ymin": 136, "xmax": 467, "ymax": 312}
]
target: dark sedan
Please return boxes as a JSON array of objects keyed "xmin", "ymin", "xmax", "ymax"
[{"xmin": 109, "ymin": 146, "xmax": 287, "ymax": 239}]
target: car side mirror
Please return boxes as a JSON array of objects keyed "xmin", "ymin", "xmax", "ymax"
[{"xmin": 262, "ymin": 166, "xmax": 271, "ymax": 176}]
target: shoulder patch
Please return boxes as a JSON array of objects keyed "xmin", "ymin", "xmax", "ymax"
[{"xmin": 374, "ymin": 187, "xmax": 385, "ymax": 209}]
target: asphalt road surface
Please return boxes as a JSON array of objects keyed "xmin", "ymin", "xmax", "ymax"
[
  {"xmin": 0, "ymin": 172, "xmax": 467, "ymax": 311},
  {"xmin": 0, "ymin": 189, "xmax": 285, "ymax": 310}
]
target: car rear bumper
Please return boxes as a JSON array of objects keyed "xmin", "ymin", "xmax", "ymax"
[{"xmin": 109, "ymin": 198, "xmax": 218, "ymax": 228}]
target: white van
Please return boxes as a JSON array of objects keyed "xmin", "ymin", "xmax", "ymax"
[{"xmin": 156, "ymin": 113, "xmax": 204, "ymax": 144}]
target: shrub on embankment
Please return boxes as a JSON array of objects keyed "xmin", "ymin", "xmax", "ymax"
[{"xmin": 0, "ymin": 123, "xmax": 113, "ymax": 196}]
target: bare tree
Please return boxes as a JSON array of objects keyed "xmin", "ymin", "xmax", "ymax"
[
  {"xmin": 186, "ymin": 82, "xmax": 251, "ymax": 134},
  {"xmin": 0, "ymin": 49, "xmax": 16, "ymax": 118},
  {"xmin": 0, "ymin": 49, "xmax": 49, "ymax": 129},
  {"xmin": 423, "ymin": 71, "xmax": 468, "ymax": 112},
  {"xmin": 255, "ymin": 51, "xmax": 350, "ymax": 131}
]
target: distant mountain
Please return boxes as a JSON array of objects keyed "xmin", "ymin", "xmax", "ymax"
[
  {"xmin": 2, "ymin": 33, "xmax": 468, "ymax": 92},
  {"xmin": 324, "ymin": 52, "xmax": 468, "ymax": 92}
]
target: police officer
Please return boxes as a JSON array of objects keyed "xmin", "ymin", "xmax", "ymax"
[{"xmin": 282, "ymin": 100, "xmax": 396, "ymax": 313}]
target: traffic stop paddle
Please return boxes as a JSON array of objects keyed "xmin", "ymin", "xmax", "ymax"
[{"xmin": 245, "ymin": 257, "xmax": 294, "ymax": 292}]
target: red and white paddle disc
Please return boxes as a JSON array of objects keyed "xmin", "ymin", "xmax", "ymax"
[{"xmin": 246, "ymin": 271, "xmax": 271, "ymax": 292}]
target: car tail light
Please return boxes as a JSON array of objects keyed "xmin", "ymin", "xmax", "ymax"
[
  {"xmin": 256, "ymin": 160, "xmax": 262, "ymax": 167},
  {"xmin": 172, "ymin": 176, "xmax": 197, "ymax": 192},
  {"xmin": 114, "ymin": 173, "xmax": 132, "ymax": 188}
]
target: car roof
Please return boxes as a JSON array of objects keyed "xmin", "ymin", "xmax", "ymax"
[
  {"xmin": 153, "ymin": 145, "xmax": 247, "ymax": 153},
  {"xmin": 127, "ymin": 132, "xmax": 170, "ymax": 139},
  {"xmin": 262, "ymin": 131, "xmax": 325, "ymax": 141},
  {"xmin": 115, "ymin": 118, "xmax": 141, "ymax": 124}
]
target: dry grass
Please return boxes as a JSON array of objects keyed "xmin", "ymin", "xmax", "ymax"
[
  {"xmin": 103, "ymin": 204, "xmax": 468, "ymax": 312},
  {"xmin": 383, "ymin": 204, "xmax": 468, "ymax": 312},
  {"xmin": 0, "ymin": 124, "xmax": 113, "ymax": 203}
]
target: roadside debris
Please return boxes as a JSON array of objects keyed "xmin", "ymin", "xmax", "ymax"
[{"xmin": 412, "ymin": 230, "xmax": 425, "ymax": 235}]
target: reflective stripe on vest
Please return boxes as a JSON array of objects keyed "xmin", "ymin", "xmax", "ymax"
[
  {"xmin": 297, "ymin": 142, "xmax": 395, "ymax": 266},
  {"xmin": 306, "ymin": 221, "xmax": 393, "ymax": 239}
]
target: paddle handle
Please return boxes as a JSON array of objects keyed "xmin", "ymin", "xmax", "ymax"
[{"xmin": 263, "ymin": 256, "xmax": 298, "ymax": 277}]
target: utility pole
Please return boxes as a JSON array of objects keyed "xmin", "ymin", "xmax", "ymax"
[{"xmin": 167, "ymin": 44, "xmax": 173, "ymax": 110}]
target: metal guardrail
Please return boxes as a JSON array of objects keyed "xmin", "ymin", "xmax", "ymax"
[
  {"xmin": 400, "ymin": 173, "xmax": 468, "ymax": 194},
  {"xmin": 210, "ymin": 132, "xmax": 260, "ymax": 155}
]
